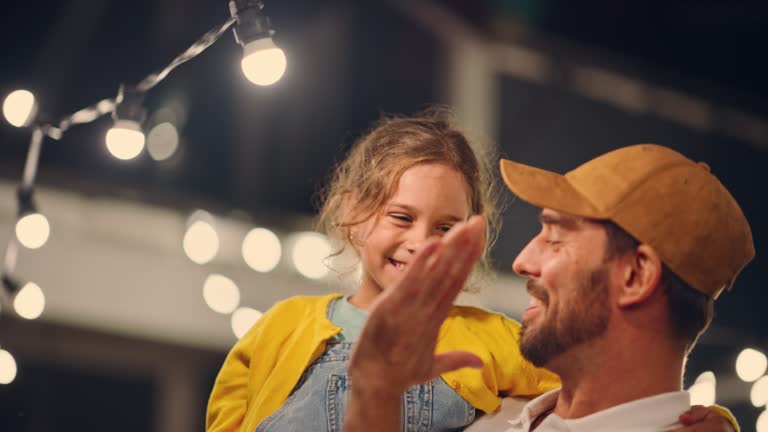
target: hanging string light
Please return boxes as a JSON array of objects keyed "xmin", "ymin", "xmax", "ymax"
[
  {"xmin": 0, "ymin": 2, "xmax": 284, "ymax": 378},
  {"xmin": 105, "ymin": 85, "xmax": 146, "ymax": 160},
  {"xmin": 0, "ymin": 125, "xmax": 49, "ymax": 325},
  {"xmin": 15, "ymin": 185, "xmax": 50, "ymax": 250},
  {"xmin": 0, "ymin": 347, "xmax": 18, "ymax": 385},
  {"xmin": 1, "ymin": 275, "xmax": 45, "ymax": 321},
  {"xmin": 230, "ymin": 0, "xmax": 287, "ymax": 86},
  {"xmin": 2, "ymin": 89, "xmax": 38, "ymax": 128}
]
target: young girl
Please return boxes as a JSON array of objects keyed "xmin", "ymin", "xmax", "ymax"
[{"xmin": 206, "ymin": 111, "xmax": 737, "ymax": 432}]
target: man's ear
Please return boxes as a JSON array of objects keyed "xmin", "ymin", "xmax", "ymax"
[{"xmin": 617, "ymin": 244, "xmax": 664, "ymax": 307}]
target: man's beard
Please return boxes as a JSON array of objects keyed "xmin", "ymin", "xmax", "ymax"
[{"xmin": 519, "ymin": 265, "xmax": 611, "ymax": 367}]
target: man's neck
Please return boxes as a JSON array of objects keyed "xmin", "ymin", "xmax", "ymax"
[{"xmin": 548, "ymin": 333, "xmax": 685, "ymax": 420}]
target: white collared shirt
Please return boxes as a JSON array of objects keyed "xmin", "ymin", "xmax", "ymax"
[{"xmin": 468, "ymin": 389, "xmax": 690, "ymax": 432}]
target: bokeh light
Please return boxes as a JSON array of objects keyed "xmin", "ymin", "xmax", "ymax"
[
  {"xmin": 14, "ymin": 282, "xmax": 45, "ymax": 320},
  {"xmin": 15, "ymin": 212, "xmax": 50, "ymax": 249},
  {"xmin": 2, "ymin": 89, "xmax": 37, "ymax": 127},
  {"xmin": 290, "ymin": 232, "xmax": 331, "ymax": 279},
  {"xmin": 752, "ymin": 375, "xmax": 768, "ymax": 408},
  {"xmin": 688, "ymin": 371, "xmax": 716, "ymax": 406},
  {"xmin": 0, "ymin": 349, "xmax": 18, "ymax": 385},
  {"xmin": 242, "ymin": 227, "xmax": 281, "ymax": 273},
  {"xmin": 183, "ymin": 220, "xmax": 219, "ymax": 265},
  {"xmin": 146, "ymin": 122, "xmax": 179, "ymax": 161},
  {"xmin": 231, "ymin": 307, "xmax": 263, "ymax": 339},
  {"xmin": 203, "ymin": 274, "xmax": 240, "ymax": 314},
  {"xmin": 758, "ymin": 410, "xmax": 768, "ymax": 432},
  {"xmin": 736, "ymin": 348, "xmax": 768, "ymax": 382}
]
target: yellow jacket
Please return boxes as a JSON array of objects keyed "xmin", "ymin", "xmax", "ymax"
[{"xmin": 206, "ymin": 293, "xmax": 561, "ymax": 432}]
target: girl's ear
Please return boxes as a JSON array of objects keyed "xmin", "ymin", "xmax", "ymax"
[{"xmin": 342, "ymin": 192, "xmax": 362, "ymax": 247}]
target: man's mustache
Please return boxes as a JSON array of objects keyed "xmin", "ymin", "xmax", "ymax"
[{"xmin": 526, "ymin": 280, "xmax": 550, "ymax": 306}]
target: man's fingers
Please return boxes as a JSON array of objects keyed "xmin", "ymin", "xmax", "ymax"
[
  {"xmin": 402, "ymin": 219, "xmax": 473, "ymax": 305},
  {"xmin": 677, "ymin": 405, "xmax": 735, "ymax": 432},
  {"xmin": 394, "ymin": 238, "xmax": 441, "ymax": 299},
  {"xmin": 410, "ymin": 237, "xmax": 441, "ymax": 271},
  {"xmin": 434, "ymin": 216, "xmax": 487, "ymax": 310},
  {"xmin": 679, "ymin": 405, "xmax": 710, "ymax": 425},
  {"xmin": 432, "ymin": 351, "xmax": 483, "ymax": 377}
]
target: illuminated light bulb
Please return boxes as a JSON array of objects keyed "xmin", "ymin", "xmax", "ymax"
[
  {"xmin": 736, "ymin": 348, "xmax": 768, "ymax": 382},
  {"xmin": 0, "ymin": 349, "xmax": 17, "ymax": 385},
  {"xmin": 291, "ymin": 232, "xmax": 331, "ymax": 279},
  {"xmin": 242, "ymin": 227, "xmax": 281, "ymax": 273},
  {"xmin": 147, "ymin": 122, "xmax": 179, "ymax": 161},
  {"xmin": 106, "ymin": 120, "xmax": 145, "ymax": 160},
  {"xmin": 241, "ymin": 38, "xmax": 286, "ymax": 86},
  {"xmin": 183, "ymin": 220, "xmax": 219, "ymax": 264},
  {"xmin": 2, "ymin": 89, "xmax": 37, "ymax": 127},
  {"xmin": 203, "ymin": 274, "xmax": 240, "ymax": 314},
  {"xmin": 14, "ymin": 282, "xmax": 45, "ymax": 320},
  {"xmin": 688, "ymin": 371, "xmax": 716, "ymax": 406},
  {"xmin": 752, "ymin": 375, "xmax": 768, "ymax": 408},
  {"xmin": 231, "ymin": 307, "xmax": 263, "ymax": 339},
  {"xmin": 15, "ymin": 212, "xmax": 50, "ymax": 249},
  {"xmin": 107, "ymin": 84, "xmax": 146, "ymax": 160}
]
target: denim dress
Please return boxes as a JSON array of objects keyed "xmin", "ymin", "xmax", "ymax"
[{"xmin": 255, "ymin": 342, "xmax": 477, "ymax": 432}]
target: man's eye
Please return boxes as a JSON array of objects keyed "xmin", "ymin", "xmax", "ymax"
[{"xmin": 546, "ymin": 240, "xmax": 562, "ymax": 246}]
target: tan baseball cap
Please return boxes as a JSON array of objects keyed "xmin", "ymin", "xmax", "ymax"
[{"xmin": 500, "ymin": 144, "xmax": 754, "ymax": 298}]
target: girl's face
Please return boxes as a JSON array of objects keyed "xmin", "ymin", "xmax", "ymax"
[{"xmin": 351, "ymin": 163, "xmax": 472, "ymax": 309}]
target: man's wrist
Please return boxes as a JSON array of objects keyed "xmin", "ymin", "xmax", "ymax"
[{"xmin": 345, "ymin": 374, "xmax": 403, "ymax": 432}]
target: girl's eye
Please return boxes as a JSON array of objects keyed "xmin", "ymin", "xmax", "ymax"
[
  {"xmin": 437, "ymin": 225, "xmax": 453, "ymax": 233},
  {"xmin": 389, "ymin": 214, "xmax": 412, "ymax": 223}
]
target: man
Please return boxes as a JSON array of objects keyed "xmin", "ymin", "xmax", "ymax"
[{"xmin": 344, "ymin": 144, "xmax": 753, "ymax": 431}]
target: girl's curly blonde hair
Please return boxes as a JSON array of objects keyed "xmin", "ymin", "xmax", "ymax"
[{"xmin": 316, "ymin": 108, "xmax": 501, "ymax": 290}]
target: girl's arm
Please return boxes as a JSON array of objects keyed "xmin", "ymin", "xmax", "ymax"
[
  {"xmin": 206, "ymin": 301, "xmax": 287, "ymax": 432},
  {"xmin": 206, "ymin": 324, "xmax": 259, "ymax": 432}
]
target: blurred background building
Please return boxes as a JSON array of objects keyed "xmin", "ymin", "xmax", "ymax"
[{"xmin": 0, "ymin": 0, "xmax": 767, "ymax": 431}]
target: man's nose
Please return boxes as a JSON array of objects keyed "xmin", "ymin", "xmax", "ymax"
[{"xmin": 512, "ymin": 238, "xmax": 541, "ymax": 278}]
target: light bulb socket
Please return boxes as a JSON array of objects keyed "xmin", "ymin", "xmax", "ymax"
[
  {"xmin": 111, "ymin": 119, "xmax": 143, "ymax": 132},
  {"xmin": 242, "ymin": 37, "xmax": 279, "ymax": 56},
  {"xmin": 1, "ymin": 274, "xmax": 20, "ymax": 295},
  {"xmin": 229, "ymin": 0, "xmax": 274, "ymax": 46},
  {"xmin": 16, "ymin": 186, "xmax": 38, "ymax": 218},
  {"xmin": 112, "ymin": 84, "xmax": 146, "ymax": 125}
]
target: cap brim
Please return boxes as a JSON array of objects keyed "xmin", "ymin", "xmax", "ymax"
[{"xmin": 499, "ymin": 159, "xmax": 602, "ymax": 218}]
